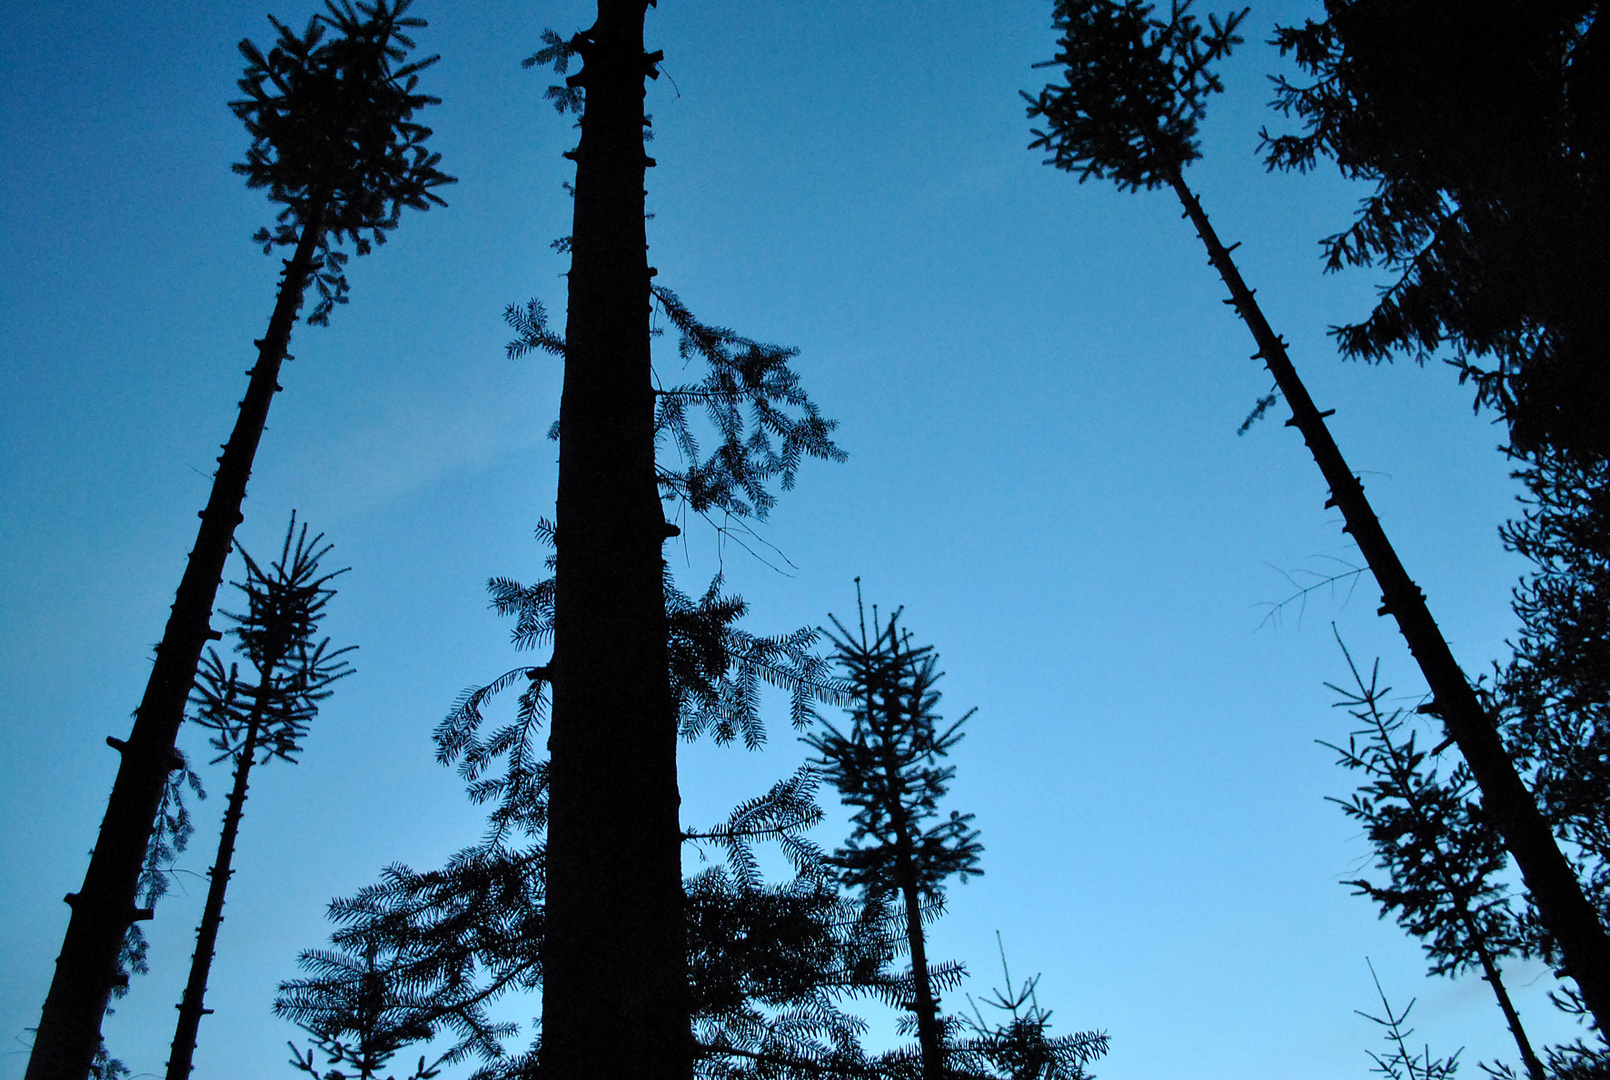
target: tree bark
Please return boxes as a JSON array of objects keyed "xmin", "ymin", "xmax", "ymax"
[
  {"xmin": 1165, "ymin": 169, "xmax": 1610, "ymax": 1033},
  {"xmin": 165, "ymin": 681, "xmax": 275, "ymax": 1080},
  {"xmin": 26, "ymin": 205, "xmax": 326, "ymax": 1080},
  {"xmin": 540, "ymin": 3, "xmax": 689, "ymax": 1079}
]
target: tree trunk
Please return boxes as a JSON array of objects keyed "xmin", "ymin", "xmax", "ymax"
[
  {"xmin": 1164, "ymin": 169, "xmax": 1610, "ymax": 1033},
  {"xmin": 26, "ymin": 203, "xmax": 327, "ymax": 1080},
  {"xmin": 1472, "ymin": 934, "xmax": 1547, "ymax": 1080},
  {"xmin": 899, "ymin": 872, "xmax": 944, "ymax": 1080},
  {"xmin": 540, "ymin": 3, "xmax": 689, "ymax": 1079},
  {"xmin": 166, "ymin": 685, "xmax": 274, "ymax": 1080}
]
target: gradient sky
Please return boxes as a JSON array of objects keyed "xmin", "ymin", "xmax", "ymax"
[{"xmin": 1, "ymin": 2, "xmax": 1586, "ymax": 1078}]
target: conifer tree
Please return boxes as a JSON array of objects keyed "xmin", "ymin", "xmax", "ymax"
[
  {"xmin": 809, "ymin": 595, "xmax": 984, "ymax": 1080},
  {"xmin": 1324, "ymin": 640, "xmax": 1544, "ymax": 1080},
  {"xmin": 515, "ymin": 8, "xmax": 843, "ymax": 1076},
  {"xmin": 27, "ymin": 8, "xmax": 448, "ymax": 1078},
  {"xmin": 166, "ymin": 516, "xmax": 354, "ymax": 1080},
  {"xmin": 950, "ymin": 938, "xmax": 1108, "ymax": 1080},
  {"xmin": 1024, "ymin": 0, "xmax": 1610, "ymax": 1031},
  {"xmin": 1261, "ymin": 0, "xmax": 1609, "ymax": 462}
]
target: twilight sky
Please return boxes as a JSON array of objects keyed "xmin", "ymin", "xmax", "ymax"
[{"xmin": 0, "ymin": 2, "xmax": 1585, "ymax": 1078}]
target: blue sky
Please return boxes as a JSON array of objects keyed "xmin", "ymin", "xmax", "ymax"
[{"xmin": 1, "ymin": 1, "xmax": 1587, "ymax": 1078}]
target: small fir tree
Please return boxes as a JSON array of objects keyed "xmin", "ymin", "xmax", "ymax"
[
  {"xmin": 951, "ymin": 937, "xmax": 1108, "ymax": 1080},
  {"xmin": 1324, "ymin": 639, "xmax": 1543, "ymax": 1080},
  {"xmin": 809, "ymin": 592, "xmax": 984, "ymax": 1080},
  {"xmin": 1357, "ymin": 961, "xmax": 1462, "ymax": 1080}
]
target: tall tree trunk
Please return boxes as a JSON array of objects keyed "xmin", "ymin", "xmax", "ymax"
[
  {"xmin": 165, "ymin": 678, "xmax": 276, "ymax": 1080},
  {"xmin": 1163, "ymin": 169, "xmax": 1610, "ymax": 1032},
  {"xmin": 27, "ymin": 203, "xmax": 327, "ymax": 1080},
  {"xmin": 540, "ymin": 3, "xmax": 689, "ymax": 1079}
]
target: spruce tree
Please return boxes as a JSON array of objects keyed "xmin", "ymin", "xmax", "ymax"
[
  {"xmin": 809, "ymin": 594, "xmax": 983, "ymax": 1080},
  {"xmin": 1024, "ymin": 0, "xmax": 1610, "ymax": 1031},
  {"xmin": 27, "ymin": 7, "xmax": 448, "ymax": 1078},
  {"xmin": 1324, "ymin": 640, "xmax": 1544, "ymax": 1080},
  {"xmin": 167, "ymin": 516, "xmax": 354, "ymax": 1080}
]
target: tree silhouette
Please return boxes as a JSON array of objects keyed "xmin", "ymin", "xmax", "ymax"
[
  {"xmin": 1496, "ymin": 451, "xmax": 1610, "ymax": 918},
  {"xmin": 1024, "ymin": 0, "xmax": 1610, "ymax": 1032},
  {"xmin": 808, "ymin": 594, "xmax": 983, "ymax": 1080},
  {"xmin": 1324, "ymin": 639, "xmax": 1544, "ymax": 1080},
  {"xmin": 1261, "ymin": 0, "xmax": 1610, "ymax": 461},
  {"xmin": 27, "ymin": 6, "xmax": 448, "ymax": 1078},
  {"xmin": 283, "ymin": 944, "xmax": 445, "ymax": 1080},
  {"xmin": 514, "ymin": 8, "xmax": 843, "ymax": 1076},
  {"xmin": 950, "ymin": 937, "xmax": 1108, "ymax": 1080},
  {"xmin": 1355, "ymin": 960, "xmax": 1462, "ymax": 1080},
  {"xmin": 166, "ymin": 516, "xmax": 354, "ymax": 1080}
]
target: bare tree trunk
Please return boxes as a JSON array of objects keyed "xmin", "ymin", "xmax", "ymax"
[
  {"xmin": 1471, "ymin": 935, "xmax": 1547, "ymax": 1080},
  {"xmin": 165, "ymin": 675, "xmax": 277, "ymax": 1080},
  {"xmin": 27, "ymin": 203, "xmax": 327, "ymax": 1080},
  {"xmin": 1164, "ymin": 169, "xmax": 1610, "ymax": 1033},
  {"xmin": 540, "ymin": 3, "xmax": 689, "ymax": 1079}
]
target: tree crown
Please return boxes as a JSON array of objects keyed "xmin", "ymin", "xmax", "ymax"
[
  {"xmin": 1025, "ymin": 0, "xmax": 1248, "ymax": 190},
  {"xmin": 234, "ymin": 0, "xmax": 455, "ymax": 323}
]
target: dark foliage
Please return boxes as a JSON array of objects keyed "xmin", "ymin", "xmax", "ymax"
[
  {"xmin": 1497, "ymin": 451, "xmax": 1610, "ymax": 910},
  {"xmin": 1025, "ymin": 0, "xmax": 1610, "ymax": 1036},
  {"xmin": 809, "ymin": 604, "xmax": 983, "ymax": 901},
  {"xmin": 1262, "ymin": 0, "xmax": 1610, "ymax": 459},
  {"xmin": 1324, "ymin": 640, "xmax": 1530, "ymax": 980},
  {"xmin": 504, "ymin": 287, "xmax": 847, "ymax": 528},
  {"xmin": 280, "ymin": 516, "xmax": 869, "ymax": 1080},
  {"xmin": 234, "ymin": 0, "xmax": 454, "ymax": 323},
  {"xmin": 190, "ymin": 516, "xmax": 355, "ymax": 767},
  {"xmin": 1024, "ymin": 0, "xmax": 1247, "ymax": 190}
]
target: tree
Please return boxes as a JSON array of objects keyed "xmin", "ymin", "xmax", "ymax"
[
  {"xmin": 808, "ymin": 595, "xmax": 984, "ymax": 1080},
  {"xmin": 1324, "ymin": 639, "xmax": 1544, "ymax": 1080},
  {"xmin": 1261, "ymin": 0, "xmax": 1610, "ymax": 461},
  {"xmin": 951, "ymin": 938, "xmax": 1108, "ymax": 1080},
  {"xmin": 516, "ymin": 8, "xmax": 843, "ymax": 1076},
  {"xmin": 1356, "ymin": 961, "xmax": 1463, "ymax": 1080},
  {"xmin": 167, "ymin": 516, "xmax": 355, "ymax": 1080},
  {"xmin": 283, "ymin": 944, "xmax": 446, "ymax": 1080},
  {"xmin": 27, "ymin": 6, "xmax": 449, "ymax": 1077},
  {"xmin": 1024, "ymin": 0, "xmax": 1610, "ymax": 1031}
]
